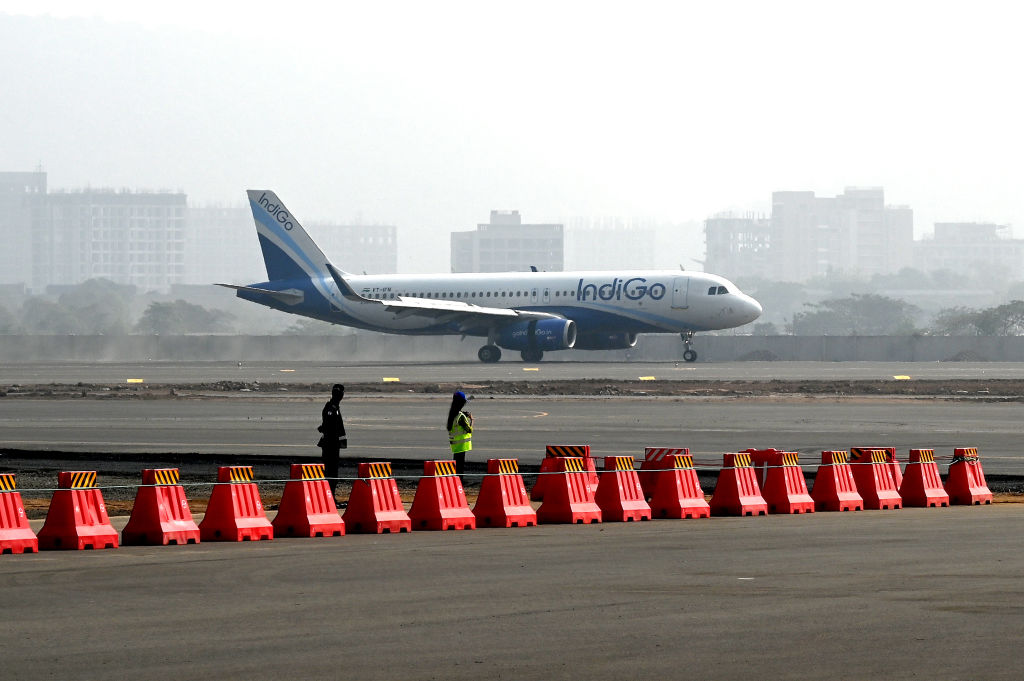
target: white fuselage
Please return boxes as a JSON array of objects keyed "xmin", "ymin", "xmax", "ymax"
[{"xmin": 329, "ymin": 270, "xmax": 761, "ymax": 335}]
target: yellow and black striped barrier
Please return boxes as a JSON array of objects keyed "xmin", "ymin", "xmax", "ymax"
[
  {"xmin": 217, "ymin": 466, "xmax": 255, "ymax": 483},
  {"xmin": 546, "ymin": 444, "xmax": 590, "ymax": 458},
  {"xmin": 358, "ymin": 462, "xmax": 394, "ymax": 479},
  {"xmin": 142, "ymin": 469, "xmax": 181, "ymax": 486},
  {"xmin": 58, "ymin": 471, "xmax": 97, "ymax": 489}
]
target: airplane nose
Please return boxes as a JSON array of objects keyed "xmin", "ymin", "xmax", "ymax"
[{"xmin": 741, "ymin": 296, "xmax": 762, "ymax": 324}]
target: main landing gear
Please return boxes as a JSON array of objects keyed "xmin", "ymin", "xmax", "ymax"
[
  {"xmin": 478, "ymin": 344, "xmax": 502, "ymax": 363},
  {"xmin": 681, "ymin": 331, "xmax": 697, "ymax": 362},
  {"xmin": 475, "ymin": 344, "xmax": 545, "ymax": 363},
  {"xmin": 520, "ymin": 348, "xmax": 544, "ymax": 363}
]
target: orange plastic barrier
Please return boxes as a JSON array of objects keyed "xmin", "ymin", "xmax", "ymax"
[
  {"xmin": 122, "ymin": 469, "xmax": 201, "ymax": 546},
  {"xmin": 709, "ymin": 454, "xmax": 768, "ymax": 517},
  {"xmin": 648, "ymin": 454, "xmax": 710, "ymax": 519},
  {"xmin": 536, "ymin": 457, "xmax": 602, "ymax": 524},
  {"xmin": 639, "ymin": 447, "xmax": 689, "ymax": 498},
  {"xmin": 811, "ymin": 451, "xmax": 864, "ymax": 512},
  {"xmin": 899, "ymin": 449, "xmax": 950, "ymax": 508},
  {"xmin": 343, "ymin": 462, "xmax": 412, "ymax": 534},
  {"xmin": 0, "ymin": 474, "xmax": 38, "ymax": 555},
  {"xmin": 409, "ymin": 460, "xmax": 476, "ymax": 531},
  {"xmin": 198, "ymin": 466, "xmax": 274, "ymax": 542},
  {"xmin": 852, "ymin": 446, "xmax": 902, "ymax": 489},
  {"xmin": 37, "ymin": 471, "xmax": 119, "ymax": 550},
  {"xmin": 945, "ymin": 447, "xmax": 993, "ymax": 505},
  {"xmin": 742, "ymin": 448, "xmax": 785, "ymax": 488},
  {"xmin": 761, "ymin": 452, "xmax": 815, "ymax": 514},
  {"xmin": 473, "ymin": 459, "xmax": 537, "ymax": 528},
  {"xmin": 594, "ymin": 456, "xmax": 652, "ymax": 522},
  {"xmin": 532, "ymin": 445, "xmax": 597, "ymax": 501},
  {"xmin": 272, "ymin": 464, "xmax": 345, "ymax": 538},
  {"xmin": 849, "ymin": 449, "xmax": 903, "ymax": 510}
]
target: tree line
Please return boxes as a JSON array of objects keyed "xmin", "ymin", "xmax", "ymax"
[{"xmin": 0, "ymin": 279, "xmax": 236, "ymax": 335}]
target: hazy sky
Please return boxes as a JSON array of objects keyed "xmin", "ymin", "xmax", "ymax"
[{"xmin": 2, "ymin": 1, "xmax": 1022, "ymax": 273}]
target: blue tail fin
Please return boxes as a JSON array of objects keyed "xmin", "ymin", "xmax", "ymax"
[{"xmin": 246, "ymin": 190, "xmax": 347, "ymax": 282}]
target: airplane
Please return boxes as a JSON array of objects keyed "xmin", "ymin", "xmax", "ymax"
[{"xmin": 219, "ymin": 190, "xmax": 762, "ymax": 363}]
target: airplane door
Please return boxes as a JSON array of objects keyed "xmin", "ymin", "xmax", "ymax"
[
  {"xmin": 671, "ymin": 277, "xmax": 689, "ymax": 309},
  {"xmin": 531, "ymin": 288, "xmax": 538, "ymax": 304}
]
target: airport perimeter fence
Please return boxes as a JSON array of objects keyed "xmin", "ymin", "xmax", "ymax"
[{"xmin": 2, "ymin": 334, "xmax": 1024, "ymax": 362}]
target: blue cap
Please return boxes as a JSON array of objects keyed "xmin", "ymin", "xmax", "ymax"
[{"xmin": 454, "ymin": 391, "xmax": 466, "ymax": 400}]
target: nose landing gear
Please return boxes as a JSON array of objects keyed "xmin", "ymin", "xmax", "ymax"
[{"xmin": 681, "ymin": 331, "xmax": 697, "ymax": 362}]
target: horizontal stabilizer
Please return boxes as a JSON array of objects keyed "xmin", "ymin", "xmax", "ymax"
[{"xmin": 216, "ymin": 284, "xmax": 304, "ymax": 305}]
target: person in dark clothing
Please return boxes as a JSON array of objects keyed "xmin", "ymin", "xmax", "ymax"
[
  {"xmin": 318, "ymin": 383, "xmax": 347, "ymax": 498},
  {"xmin": 447, "ymin": 390, "xmax": 473, "ymax": 475}
]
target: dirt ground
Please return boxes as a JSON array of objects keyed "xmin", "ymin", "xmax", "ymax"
[{"xmin": 4, "ymin": 377, "xmax": 1024, "ymax": 400}]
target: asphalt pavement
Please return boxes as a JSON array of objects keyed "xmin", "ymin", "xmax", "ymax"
[{"xmin": 2, "ymin": 506, "xmax": 1021, "ymax": 680}]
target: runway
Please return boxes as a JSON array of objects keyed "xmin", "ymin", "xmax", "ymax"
[
  {"xmin": 6, "ymin": 359, "xmax": 1024, "ymax": 384},
  {"xmin": 3, "ymin": 392, "xmax": 1024, "ymax": 474}
]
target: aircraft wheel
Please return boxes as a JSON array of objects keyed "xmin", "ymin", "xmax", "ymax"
[
  {"xmin": 478, "ymin": 345, "xmax": 502, "ymax": 363},
  {"xmin": 683, "ymin": 348, "xmax": 697, "ymax": 363},
  {"xmin": 521, "ymin": 348, "xmax": 544, "ymax": 363}
]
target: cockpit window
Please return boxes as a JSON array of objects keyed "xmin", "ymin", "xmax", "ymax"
[
  {"xmin": 708, "ymin": 286, "xmax": 717, "ymax": 295},
  {"xmin": 717, "ymin": 286, "xmax": 729, "ymax": 295}
]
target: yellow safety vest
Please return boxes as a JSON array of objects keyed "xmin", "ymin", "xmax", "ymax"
[{"xmin": 448, "ymin": 413, "xmax": 472, "ymax": 454}]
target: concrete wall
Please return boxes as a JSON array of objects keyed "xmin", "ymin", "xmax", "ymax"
[{"xmin": 1, "ymin": 334, "xmax": 1022, "ymax": 362}]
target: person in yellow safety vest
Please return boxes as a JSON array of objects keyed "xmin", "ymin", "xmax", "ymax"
[{"xmin": 447, "ymin": 390, "xmax": 473, "ymax": 475}]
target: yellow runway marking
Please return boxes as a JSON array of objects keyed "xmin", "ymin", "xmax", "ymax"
[
  {"xmin": 523, "ymin": 367, "xmax": 539, "ymax": 371},
  {"xmin": 126, "ymin": 378, "xmax": 144, "ymax": 383},
  {"xmin": 639, "ymin": 376, "xmax": 656, "ymax": 381},
  {"xmin": 893, "ymin": 375, "xmax": 911, "ymax": 380},
  {"xmin": 382, "ymin": 377, "xmax": 401, "ymax": 382}
]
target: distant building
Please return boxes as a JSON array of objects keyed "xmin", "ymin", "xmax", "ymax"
[
  {"xmin": 1, "ymin": 169, "xmax": 400, "ymax": 292},
  {"xmin": 308, "ymin": 222, "xmax": 398, "ymax": 275},
  {"xmin": 704, "ymin": 187, "xmax": 913, "ymax": 281},
  {"xmin": 704, "ymin": 213, "xmax": 771, "ymax": 278},
  {"xmin": 0, "ymin": 171, "xmax": 47, "ymax": 287},
  {"xmin": 185, "ymin": 203, "xmax": 263, "ymax": 285},
  {"xmin": 565, "ymin": 216, "xmax": 655, "ymax": 270},
  {"xmin": 451, "ymin": 210, "xmax": 563, "ymax": 273},
  {"xmin": 35, "ymin": 188, "xmax": 187, "ymax": 291},
  {"xmin": 914, "ymin": 222, "xmax": 1024, "ymax": 277},
  {"xmin": 770, "ymin": 187, "xmax": 912, "ymax": 280}
]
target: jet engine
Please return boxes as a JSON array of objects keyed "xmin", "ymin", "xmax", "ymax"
[
  {"xmin": 496, "ymin": 319, "xmax": 577, "ymax": 351},
  {"xmin": 572, "ymin": 331, "xmax": 639, "ymax": 350}
]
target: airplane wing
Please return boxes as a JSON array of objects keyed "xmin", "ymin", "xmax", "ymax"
[{"xmin": 326, "ymin": 264, "xmax": 563, "ymax": 327}]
